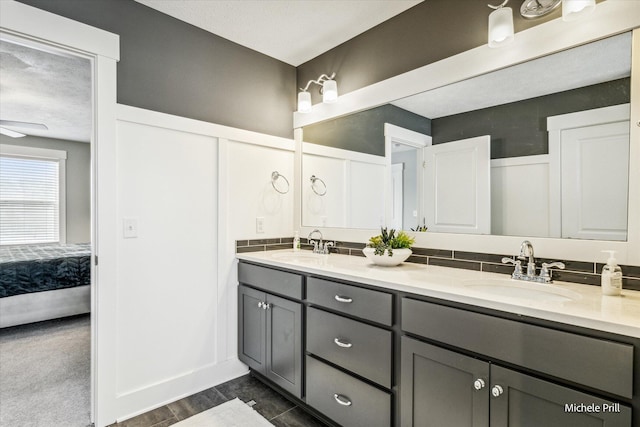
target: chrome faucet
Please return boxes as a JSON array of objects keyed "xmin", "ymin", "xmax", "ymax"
[
  {"xmin": 308, "ymin": 229, "xmax": 334, "ymax": 255},
  {"xmin": 502, "ymin": 240, "xmax": 565, "ymax": 283},
  {"xmin": 519, "ymin": 240, "xmax": 536, "ymax": 277}
]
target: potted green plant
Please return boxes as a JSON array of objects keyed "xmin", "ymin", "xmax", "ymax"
[{"xmin": 363, "ymin": 227, "xmax": 415, "ymax": 266}]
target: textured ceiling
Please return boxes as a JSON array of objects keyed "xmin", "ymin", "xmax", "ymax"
[
  {"xmin": 0, "ymin": 40, "xmax": 91, "ymax": 143},
  {"xmin": 392, "ymin": 32, "xmax": 632, "ymax": 119},
  {"xmin": 134, "ymin": 0, "xmax": 423, "ymax": 66}
]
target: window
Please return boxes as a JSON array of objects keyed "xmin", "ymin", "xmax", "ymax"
[{"xmin": 0, "ymin": 144, "xmax": 66, "ymax": 245}]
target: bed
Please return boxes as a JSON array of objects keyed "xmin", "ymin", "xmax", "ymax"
[{"xmin": 0, "ymin": 243, "xmax": 91, "ymax": 328}]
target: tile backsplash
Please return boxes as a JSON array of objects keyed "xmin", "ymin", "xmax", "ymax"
[{"xmin": 236, "ymin": 237, "xmax": 640, "ymax": 292}]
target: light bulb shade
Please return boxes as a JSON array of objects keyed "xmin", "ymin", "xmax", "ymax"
[
  {"xmin": 322, "ymin": 79, "xmax": 338, "ymax": 103},
  {"xmin": 488, "ymin": 7, "xmax": 514, "ymax": 48},
  {"xmin": 562, "ymin": 0, "xmax": 595, "ymax": 21},
  {"xmin": 298, "ymin": 91, "xmax": 311, "ymax": 113}
]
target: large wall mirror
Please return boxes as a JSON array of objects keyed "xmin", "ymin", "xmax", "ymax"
[
  {"xmin": 294, "ymin": 13, "xmax": 639, "ymax": 264},
  {"xmin": 300, "ymin": 33, "xmax": 632, "ymax": 243}
]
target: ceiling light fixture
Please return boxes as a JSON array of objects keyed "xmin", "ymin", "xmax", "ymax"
[
  {"xmin": 561, "ymin": 0, "xmax": 595, "ymax": 21},
  {"xmin": 488, "ymin": 0, "xmax": 514, "ymax": 48},
  {"xmin": 297, "ymin": 73, "xmax": 337, "ymax": 113}
]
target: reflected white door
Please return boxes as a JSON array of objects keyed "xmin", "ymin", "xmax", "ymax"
[
  {"xmin": 561, "ymin": 121, "xmax": 629, "ymax": 241},
  {"xmin": 390, "ymin": 163, "xmax": 404, "ymax": 230},
  {"xmin": 424, "ymin": 135, "xmax": 491, "ymax": 234}
]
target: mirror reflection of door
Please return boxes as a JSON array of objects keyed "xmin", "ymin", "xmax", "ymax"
[{"xmin": 390, "ymin": 162, "xmax": 404, "ymax": 230}]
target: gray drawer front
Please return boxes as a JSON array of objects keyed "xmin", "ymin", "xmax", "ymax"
[
  {"xmin": 238, "ymin": 262, "xmax": 303, "ymax": 300},
  {"xmin": 402, "ymin": 298, "xmax": 634, "ymax": 398},
  {"xmin": 307, "ymin": 277, "xmax": 392, "ymax": 325},
  {"xmin": 307, "ymin": 307, "xmax": 392, "ymax": 388},
  {"xmin": 306, "ymin": 356, "xmax": 391, "ymax": 427}
]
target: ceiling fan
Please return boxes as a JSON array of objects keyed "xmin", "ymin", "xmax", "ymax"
[{"xmin": 0, "ymin": 120, "xmax": 48, "ymax": 138}]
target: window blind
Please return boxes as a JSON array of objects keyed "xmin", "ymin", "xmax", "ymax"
[{"xmin": 0, "ymin": 155, "xmax": 60, "ymax": 245}]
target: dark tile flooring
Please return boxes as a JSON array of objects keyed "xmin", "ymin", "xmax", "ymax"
[{"xmin": 108, "ymin": 373, "xmax": 330, "ymax": 427}]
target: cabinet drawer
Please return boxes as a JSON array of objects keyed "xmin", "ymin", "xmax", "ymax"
[
  {"xmin": 402, "ymin": 298, "xmax": 634, "ymax": 398},
  {"xmin": 307, "ymin": 307, "xmax": 392, "ymax": 388},
  {"xmin": 238, "ymin": 262, "xmax": 303, "ymax": 300},
  {"xmin": 306, "ymin": 355, "xmax": 391, "ymax": 427},
  {"xmin": 307, "ymin": 277, "xmax": 392, "ymax": 325}
]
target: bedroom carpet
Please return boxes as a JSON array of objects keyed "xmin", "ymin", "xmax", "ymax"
[{"xmin": 0, "ymin": 314, "xmax": 91, "ymax": 427}]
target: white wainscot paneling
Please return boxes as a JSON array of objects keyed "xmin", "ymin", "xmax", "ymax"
[
  {"xmin": 115, "ymin": 116, "xmax": 243, "ymax": 419},
  {"xmin": 302, "ymin": 154, "xmax": 346, "ymax": 228},
  {"xmin": 226, "ymin": 141, "xmax": 295, "ymax": 239},
  {"xmin": 491, "ymin": 155, "xmax": 552, "ymax": 238},
  {"xmin": 349, "ymin": 161, "xmax": 385, "ymax": 229}
]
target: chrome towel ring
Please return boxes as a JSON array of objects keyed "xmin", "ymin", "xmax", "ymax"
[
  {"xmin": 271, "ymin": 171, "xmax": 290, "ymax": 194},
  {"xmin": 310, "ymin": 175, "xmax": 327, "ymax": 196}
]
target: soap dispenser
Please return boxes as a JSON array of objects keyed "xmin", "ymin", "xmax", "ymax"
[
  {"xmin": 293, "ymin": 231, "xmax": 301, "ymax": 252},
  {"xmin": 601, "ymin": 250, "xmax": 623, "ymax": 296}
]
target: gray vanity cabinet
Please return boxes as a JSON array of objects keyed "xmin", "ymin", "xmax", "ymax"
[
  {"xmin": 401, "ymin": 297, "xmax": 633, "ymax": 427},
  {"xmin": 238, "ymin": 264, "xmax": 303, "ymax": 399},
  {"xmin": 401, "ymin": 336, "xmax": 489, "ymax": 427}
]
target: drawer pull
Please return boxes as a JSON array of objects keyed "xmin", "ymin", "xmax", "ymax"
[
  {"xmin": 333, "ymin": 393, "xmax": 352, "ymax": 406},
  {"xmin": 334, "ymin": 295, "xmax": 353, "ymax": 303},
  {"xmin": 334, "ymin": 338, "xmax": 353, "ymax": 348}
]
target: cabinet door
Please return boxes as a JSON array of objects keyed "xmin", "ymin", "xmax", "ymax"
[
  {"xmin": 401, "ymin": 336, "xmax": 489, "ymax": 427},
  {"xmin": 490, "ymin": 365, "xmax": 631, "ymax": 427},
  {"xmin": 265, "ymin": 293, "xmax": 302, "ymax": 398},
  {"xmin": 238, "ymin": 285, "xmax": 266, "ymax": 373}
]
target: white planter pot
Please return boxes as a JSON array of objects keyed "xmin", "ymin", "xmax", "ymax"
[{"xmin": 362, "ymin": 247, "xmax": 412, "ymax": 266}]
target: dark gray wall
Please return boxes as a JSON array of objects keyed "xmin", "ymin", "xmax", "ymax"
[
  {"xmin": 432, "ymin": 78, "xmax": 630, "ymax": 159},
  {"xmin": 298, "ymin": 0, "xmax": 606, "ymax": 105},
  {"xmin": 302, "ymin": 104, "xmax": 430, "ymax": 156},
  {"xmin": 18, "ymin": 0, "xmax": 296, "ymax": 138},
  {"xmin": 0, "ymin": 134, "xmax": 91, "ymax": 243}
]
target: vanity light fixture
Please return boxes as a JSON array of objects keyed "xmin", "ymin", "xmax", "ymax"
[
  {"xmin": 561, "ymin": 0, "xmax": 595, "ymax": 21},
  {"xmin": 488, "ymin": 0, "xmax": 514, "ymax": 48},
  {"xmin": 297, "ymin": 73, "xmax": 337, "ymax": 113}
]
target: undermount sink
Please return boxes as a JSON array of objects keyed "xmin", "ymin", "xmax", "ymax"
[{"xmin": 463, "ymin": 279, "xmax": 582, "ymax": 302}]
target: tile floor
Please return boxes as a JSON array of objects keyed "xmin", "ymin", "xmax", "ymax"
[{"xmin": 108, "ymin": 373, "xmax": 330, "ymax": 427}]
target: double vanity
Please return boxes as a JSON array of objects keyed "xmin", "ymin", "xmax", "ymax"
[{"xmin": 237, "ymin": 249, "xmax": 640, "ymax": 427}]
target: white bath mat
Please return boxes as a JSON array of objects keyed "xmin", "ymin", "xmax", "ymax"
[{"xmin": 173, "ymin": 398, "xmax": 274, "ymax": 427}]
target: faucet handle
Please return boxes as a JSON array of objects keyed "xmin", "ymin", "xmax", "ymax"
[
  {"xmin": 502, "ymin": 257, "xmax": 523, "ymax": 275},
  {"xmin": 540, "ymin": 261, "xmax": 565, "ymax": 281}
]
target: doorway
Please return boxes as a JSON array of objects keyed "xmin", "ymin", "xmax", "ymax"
[{"xmin": 0, "ymin": 34, "xmax": 93, "ymax": 426}]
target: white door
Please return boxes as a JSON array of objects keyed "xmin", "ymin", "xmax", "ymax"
[
  {"xmin": 390, "ymin": 163, "xmax": 404, "ymax": 230},
  {"xmin": 561, "ymin": 121, "xmax": 629, "ymax": 241},
  {"xmin": 424, "ymin": 135, "xmax": 491, "ymax": 234}
]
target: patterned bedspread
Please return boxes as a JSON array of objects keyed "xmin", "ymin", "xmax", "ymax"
[{"xmin": 0, "ymin": 243, "xmax": 91, "ymax": 298}]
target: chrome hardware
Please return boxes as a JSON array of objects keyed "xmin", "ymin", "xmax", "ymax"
[
  {"xmin": 505, "ymin": 240, "xmax": 564, "ymax": 283},
  {"xmin": 310, "ymin": 175, "xmax": 327, "ymax": 196},
  {"xmin": 263, "ymin": 303, "xmax": 270, "ymax": 310},
  {"xmin": 491, "ymin": 385, "xmax": 504, "ymax": 397},
  {"xmin": 258, "ymin": 301, "xmax": 263, "ymax": 308},
  {"xmin": 270, "ymin": 171, "xmax": 290, "ymax": 194},
  {"xmin": 333, "ymin": 393, "xmax": 352, "ymax": 406},
  {"xmin": 334, "ymin": 338, "xmax": 353, "ymax": 348},
  {"xmin": 308, "ymin": 229, "xmax": 334, "ymax": 254},
  {"xmin": 501, "ymin": 258, "xmax": 522, "ymax": 276},
  {"xmin": 519, "ymin": 240, "xmax": 536, "ymax": 277},
  {"xmin": 334, "ymin": 295, "xmax": 353, "ymax": 303},
  {"xmin": 540, "ymin": 261, "xmax": 565, "ymax": 281},
  {"xmin": 473, "ymin": 379, "xmax": 486, "ymax": 390}
]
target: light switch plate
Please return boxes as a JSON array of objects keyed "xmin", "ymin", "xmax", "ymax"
[
  {"xmin": 256, "ymin": 217, "xmax": 265, "ymax": 234},
  {"xmin": 123, "ymin": 218, "xmax": 138, "ymax": 238}
]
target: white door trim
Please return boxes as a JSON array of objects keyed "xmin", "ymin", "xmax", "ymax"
[{"xmin": 0, "ymin": 2, "xmax": 120, "ymax": 426}]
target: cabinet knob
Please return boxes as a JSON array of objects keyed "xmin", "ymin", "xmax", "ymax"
[
  {"xmin": 334, "ymin": 338, "xmax": 353, "ymax": 348},
  {"xmin": 473, "ymin": 379, "xmax": 485, "ymax": 390},
  {"xmin": 334, "ymin": 295, "xmax": 353, "ymax": 303},
  {"xmin": 263, "ymin": 303, "xmax": 270, "ymax": 310},
  {"xmin": 257, "ymin": 301, "xmax": 263, "ymax": 308},
  {"xmin": 491, "ymin": 385, "xmax": 504, "ymax": 397},
  {"xmin": 333, "ymin": 393, "xmax": 352, "ymax": 406}
]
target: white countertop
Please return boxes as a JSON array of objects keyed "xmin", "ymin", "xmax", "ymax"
[{"xmin": 237, "ymin": 250, "xmax": 640, "ymax": 338}]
